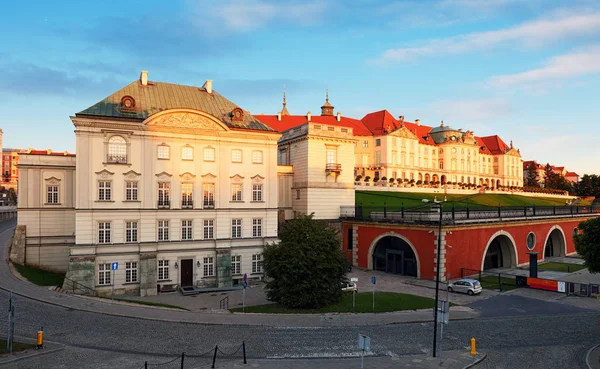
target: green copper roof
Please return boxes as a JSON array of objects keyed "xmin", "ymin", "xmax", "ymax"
[{"xmin": 77, "ymin": 80, "xmax": 275, "ymax": 131}]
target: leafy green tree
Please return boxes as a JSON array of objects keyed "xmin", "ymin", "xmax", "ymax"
[
  {"xmin": 262, "ymin": 213, "xmax": 349, "ymax": 309},
  {"xmin": 574, "ymin": 217, "xmax": 600, "ymax": 273},
  {"xmin": 525, "ymin": 162, "xmax": 539, "ymax": 187},
  {"xmin": 575, "ymin": 174, "xmax": 600, "ymax": 197}
]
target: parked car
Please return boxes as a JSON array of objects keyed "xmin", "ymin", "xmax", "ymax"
[
  {"xmin": 341, "ymin": 281, "xmax": 358, "ymax": 292},
  {"xmin": 447, "ymin": 279, "xmax": 482, "ymax": 295}
]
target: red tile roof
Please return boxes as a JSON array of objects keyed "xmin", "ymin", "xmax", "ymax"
[
  {"xmin": 478, "ymin": 135, "xmax": 510, "ymax": 155},
  {"xmin": 26, "ymin": 150, "xmax": 75, "ymax": 157},
  {"xmin": 255, "ymin": 114, "xmax": 371, "ymax": 135},
  {"xmin": 566, "ymin": 171, "xmax": 579, "ymax": 176},
  {"xmin": 361, "ymin": 110, "xmax": 437, "ymax": 145}
]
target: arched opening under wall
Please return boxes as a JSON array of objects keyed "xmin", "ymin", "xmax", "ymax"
[
  {"xmin": 372, "ymin": 236, "xmax": 418, "ymax": 277},
  {"xmin": 441, "ymin": 175, "xmax": 447, "ymax": 184},
  {"xmin": 479, "ymin": 178, "xmax": 483, "ymax": 185},
  {"xmin": 432, "ymin": 174, "xmax": 439, "ymax": 182},
  {"xmin": 418, "ymin": 173, "xmax": 423, "ymax": 181},
  {"xmin": 496, "ymin": 180, "xmax": 501, "ymax": 188},
  {"xmin": 425, "ymin": 173, "xmax": 430, "ymax": 183},
  {"xmin": 545, "ymin": 228, "xmax": 566, "ymax": 258},
  {"xmin": 483, "ymin": 234, "xmax": 517, "ymax": 270}
]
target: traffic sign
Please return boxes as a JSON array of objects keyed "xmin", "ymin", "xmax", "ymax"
[
  {"xmin": 243, "ymin": 281, "xmax": 248, "ymax": 289},
  {"xmin": 111, "ymin": 262, "xmax": 119, "ymax": 271},
  {"xmin": 371, "ymin": 276, "xmax": 376, "ymax": 285},
  {"xmin": 243, "ymin": 273, "xmax": 247, "ymax": 282}
]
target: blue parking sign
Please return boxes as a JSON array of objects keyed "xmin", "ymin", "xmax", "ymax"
[
  {"xmin": 111, "ymin": 262, "xmax": 118, "ymax": 271},
  {"xmin": 371, "ymin": 276, "xmax": 376, "ymax": 284}
]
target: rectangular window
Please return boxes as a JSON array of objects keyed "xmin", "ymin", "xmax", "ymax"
[
  {"xmin": 296, "ymin": 189, "xmax": 300, "ymax": 200},
  {"xmin": 125, "ymin": 221, "xmax": 138, "ymax": 243},
  {"xmin": 231, "ymin": 183, "xmax": 243, "ymax": 201},
  {"xmin": 125, "ymin": 181, "xmax": 138, "ymax": 201},
  {"xmin": 203, "ymin": 183, "xmax": 215, "ymax": 208},
  {"xmin": 125, "ymin": 262, "xmax": 138, "ymax": 283},
  {"xmin": 203, "ymin": 219, "xmax": 214, "ymax": 239},
  {"xmin": 326, "ymin": 149, "xmax": 336, "ymax": 164},
  {"xmin": 252, "ymin": 218, "xmax": 262, "ymax": 237},
  {"xmin": 341, "ymin": 128, "xmax": 348, "ymax": 133},
  {"xmin": 157, "ymin": 145, "xmax": 170, "ymax": 159},
  {"xmin": 252, "ymin": 151, "xmax": 263, "ymax": 164},
  {"xmin": 47, "ymin": 185, "xmax": 59, "ymax": 204},
  {"xmin": 362, "ymin": 140, "xmax": 368, "ymax": 148},
  {"xmin": 231, "ymin": 255, "xmax": 241, "ymax": 275},
  {"xmin": 158, "ymin": 220, "xmax": 169, "ymax": 241},
  {"xmin": 252, "ymin": 254, "xmax": 263, "ymax": 273},
  {"xmin": 181, "ymin": 183, "xmax": 193, "ymax": 208},
  {"xmin": 252, "ymin": 184, "xmax": 263, "ymax": 201},
  {"xmin": 158, "ymin": 182, "xmax": 170, "ymax": 207},
  {"xmin": 98, "ymin": 222, "xmax": 111, "ymax": 244},
  {"xmin": 203, "ymin": 256, "xmax": 215, "ymax": 277},
  {"xmin": 231, "ymin": 149, "xmax": 243, "ymax": 163},
  {"xmin": 375, "ymin": 151, "xmax": 381, "ymax": 166},
  {"xmin": 362, "ymin": 155, "xmax": 368, "ymax": 167},
  {"xmin": 98, "ymin": 181, "xmax": 112, "ymax": 201},
  {"xmin": 181, "ymin": 146, "xmax": 193, "ymax": 160},
  {"xmin": 157, "ymin": 260, "xmax": 169, "ymax": 281},
  {"xmin": 181, "ymin": 220, "xmax": 193, "ymax": 241},
  {"xmin": 204, "ymin": 147, "xmax": 215, "ymax": 161},
  {"xmin": 98, "ymin": 264, "xmax": 111, "ymax": 285},
  {"xmin": 375, "ymin": 138, "xmax": 381, "ymax": 146},
  {"xmin": 231, "ymin": 219, "xmax": 242, "ymax": 238},
  {"xmin": 327, "ymin": 126, "xmax": 335, "ymax": 131}
]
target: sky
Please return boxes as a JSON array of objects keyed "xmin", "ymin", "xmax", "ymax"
[{"xmin": 1, "ymin": 0, "xmax": 599, "ymax": 175}]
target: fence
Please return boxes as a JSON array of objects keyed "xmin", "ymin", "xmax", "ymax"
[
  {"xmin": 566, "ymin": 282, "xmax": 600, "ymax": 298},
  {"xmin": 136, "ymin": 342, "xmax": 247, "ymax": 369},
  {"xmin": 460, "ymin": 268, "xmax": 520, "ymax": 292},
  {"xmin": 62, "ymin": 276, "xmax": 97, "ymax": 296}
]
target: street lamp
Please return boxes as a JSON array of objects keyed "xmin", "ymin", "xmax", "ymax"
[{"xmin": 422, "ymin": 198, "xmax": 443, "ymax": 358}]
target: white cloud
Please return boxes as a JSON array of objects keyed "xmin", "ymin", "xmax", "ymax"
[
  {"xmin": 373, "ymin": 12, "xmax": 600, "ymax": 63},
  {"xmin": 429, "ymin": 98, "xmax": 513, "ymax": 123},
  {"xmin": 489, "ymin": 46, "xmax": 600, "ymax": 87}
]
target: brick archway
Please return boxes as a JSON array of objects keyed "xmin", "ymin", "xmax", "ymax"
[
  {"xmin": 480, "ymin": 230, "xmax": 518, "ymax": 270},
  {"xmin": 542, "ymin": 225, "xmax": 567, "ymax": 259},
  {"xmin": 367, "ymin": 232, "xmax": 421, "ymax": 278}
]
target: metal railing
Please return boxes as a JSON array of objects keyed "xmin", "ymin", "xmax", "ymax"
[
  {"xmin": 326, "ymin": 163, "xmax": 342, "ymax": 172},
  {"xmin": 181, "ymin": 200, "xmax": 193, "ymax": 208},
  {"xmin": 157, "ymin": 200, "xmax": 170, "ymax": 208},
  {"xmin": 106, "ymin": 154, "xmax": 127, "ymax": 164},
  {"xmin": 62, "ymin": 277, "xmax": 97, "ymax": 296},
  {"xmin": 203, "ymin": 200, "xmax": 215, "ymax": 209},
  {"xmin": 219, "ymin": 296, "xmax": 229, "ymax": 310}
]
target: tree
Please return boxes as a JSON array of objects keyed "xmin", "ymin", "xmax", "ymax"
[
  {"xmin": 262, "ymin": 213, "xmax": 349, "ymax": 309},
  {"xmin": 574, "ymin": 217, "xmax": 600, "ymax": 273},
  {"xmin": 543, "ymin": 163, "xmax": 557, "ymax": 188},
  {"xmin": 525, "ymin": 163, "xmax": 539, "ymax": 187},
  {"xmin": 575, "ymin": 174, "xmax": 600, "ymax": 197}
]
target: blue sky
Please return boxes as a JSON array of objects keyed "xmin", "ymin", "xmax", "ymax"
[{"xmin": 1, "ymin": 0, "xmax": 599, "ymax": 174}]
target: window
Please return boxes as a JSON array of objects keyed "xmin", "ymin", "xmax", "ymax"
[
  {"xmin": 107, "ymin": 136, "xmax": 127, "ymax": 163},
  {"xmin": 181, "ymin": 183, "xmax": 193, "ymax": 208},
  {"xmin": 125, "ymin": 221, "xmax": 138, "ymax": 243},
  {"xmin": 526, "ymin": 232, "xmax": 536, "ymax": 250},
  {"xmin": 181, "ymin": 220, "xmax": 193, "ymax": 240},
  {"xmin": 252, "ymin": 218, "xmax": 262, "ymax": 237},
  {"xmin": 439, "ymin": 160, "xmax": 444, "ymax": 170},
  {"xmin": 98, "ymin": 222, "xmax": 111, "ymax": 244},
  {"xmin": 327, "ymin": 126, "xmax": 335, "ymax": 131},
  {"xmin": 204, "ymin": 147, "xmax": 215, "ymax": 161},
  {"xmin": 392, "ymin": 138, "xmax": 397, "ymax": 147},
  {"xmin": 98, "ymin": 264, "xmax": 111, "ymax": 285},
  {"xmin": 375, "ymin": 152, "xmax": 381, "ymax": 166},
  {"xmin": 326, "ymin": 149, "xmax": 337, "ymax": 164},
  {"xmin": 232, "ymin": 255, "xmax": 241, "ymax": 275},
  {"xmin": 98, "ymin": 181, "xmax": 112, "ymax": 201},
  {"xmin": 125, "ymin": 181, "xmax": 138, "ymax": 201},
  {"xmin": 157, "ymin": 145, "xmax": 170, "ymax": 159},
  {"xmin": 158, "ymin": 260, "xmax": 169, "ymax": 281},
  {"xmin": 314, "ymin": 125, "xmax": 321, "ymax": 130},
  {"xmin": 203, "ymin": 256, "xmax": 215, "ymax": 277},
  {"xmin": 362, "ymin": 155, "xmax": 368, "ymax": 167},
  {"xmin": 158, "ymin": 220, "xmax": 169, "ymax": 241},
  {"xmin": 181, "ymin": 146, "xmax": 193, "ymax": 160},
  {"xmin": 252, "ymin": 151, "xmax": 263, "ymax": 164},
  {"xmin": 296, "ymin": 190, "xmax": 300, "ymax": 200},
  {"xmin": 362, "ymin": 140, "xmax": 368, "ymax": 148},
  {"xmin": 252, "ymin": 184, "xmax": 263, "ymax": 201},
  {"xmin": 47, "ymin": 185, "xmax": 59, "ymax": 204},
  {"xmin": 231, "ymin": 183, "xmax": 243, "ymax": 201},
  {"xmin": 231, "ymin": 149, "xmax": 243, "ymax": 163},
  {"xmin": 158, "ymin": 182, "xmax": 170, "ymax": 206},
  {"xmin": 231, "ymin": 219, "xmax": 242, "ymax": 238},
  {"xmin": 375, "ymin": 139, "xmax": 381, "ymax": 146},
  {"xmin": 203, "ymin": 220, "xmax": 214, "ymax": 239},
  {"xmin": 203, "ymin": 183, "xmax": 215, "ymax": 208},
  {"xmin": 252, "ymin": 254, "xmax": 263, "ymax": 273},
  {"xmin": 125, "ymin": 262, "xmax": 138, "ymax": 283},
  {"xmin": 341, "ymin": 128, "xmax": 348, "ymax": 133}
]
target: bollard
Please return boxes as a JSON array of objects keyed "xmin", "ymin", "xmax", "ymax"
[
  {"xmin": 37, "ymin": 327, "xmax": 44, "ymax": 349},
  {"xmin": 470, "ymin": 337, "xmax": 476, "ymax": 356}
]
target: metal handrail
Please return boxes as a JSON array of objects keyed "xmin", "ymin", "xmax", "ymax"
[
  {"xmin": 63, "ymin": 276, "xmax": 96, "ymax": 296},
  {"xmin": 219, "ymin": 296, "xmax": 229, "ymax": 310}
]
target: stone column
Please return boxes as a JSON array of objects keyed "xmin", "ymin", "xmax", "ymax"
[
  {"xmin": 139, "ymin": 252, "xmax": 158, "ymax": 296},
  {"xmin": 63, "ymin": 256, "xmax": 96, "ymax": 293},
  {"xmin": 433, "ymin": 230, "xmax": 447, "ymax": 282},
  {"xmin": 217, "ymin": 250, "xmax": 232, "ymax": 288}
]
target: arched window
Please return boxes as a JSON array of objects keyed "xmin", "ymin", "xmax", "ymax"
[{"xmin": 107, "ymin": 136, "xmax": 127, "ymax": 163}]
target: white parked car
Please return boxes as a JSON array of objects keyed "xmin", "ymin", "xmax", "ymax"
[
  {"xmin": 341, "ymin": 282, "xmax": 358, "ymax": 292},
  {"xmin": 447, "ymin": 279, "xmax": 482, "ymax": 295}
]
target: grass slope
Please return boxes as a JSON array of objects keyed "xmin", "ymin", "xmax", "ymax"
[
  {"xmin": 539, "ymin": 262, "xmax": 586, "ymax": 273},
  {"xmin": 230, "ymin": 292, "xmax": 435, "ymax": 314},
  {"xmin": 13, "ymin": 263, "xmax": 65, "ymax": 287}
]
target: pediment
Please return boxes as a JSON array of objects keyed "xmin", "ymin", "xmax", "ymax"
[
  {"xmin": 155, "ymin": 171, "xmax": 173, "ymax": 179},
  {"xmin": 390, "ymin": 127, "xmax": 419, "ymax": 140},
  {"xmin": 201, "ymin": 173, "xmax": 216, "ymax": 179},
  {"xmin": 123, "ymin": 170, "xmax": 141, "ymax": 179},
  {"xmin": 180, "ymin": 172, "xmax": 196, "ymax": 181},
  {"xmin": 251, "ymin": 174, "xmax": 265, "ymax": 183},
  {"xmin": 506, "ymin": 148, "xmax": 521, "ymax": 157},
  {"xmin": 45, "ymin": 176, "xmax": 61, "ymax": 185},
  {"xmin": 95, "ymin": 169, "xmax": 114, "ymax": 179},
  {"xmin": 230, "ymin": 174, "xmax": 245, "ymax": 183},
  {"xmin": 144, "ymin": 110, "xmax": 229, "ymax": 131}
]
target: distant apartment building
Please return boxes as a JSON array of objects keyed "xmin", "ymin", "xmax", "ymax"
[{"xmin": 522, "ymin": 160, "xmax": 579, "ymax": 186}]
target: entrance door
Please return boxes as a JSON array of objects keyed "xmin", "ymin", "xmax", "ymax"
[
  {"xmin": 180, "ymin": 259, "xmax": 193, "ymax": 287},
  {"xmin": 386, "ymin": 250, "xmax": 404, "ymax": 275}
]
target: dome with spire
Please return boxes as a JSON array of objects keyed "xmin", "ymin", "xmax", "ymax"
[
  {"xmin": 321, "ymin": 89, "xmax": 334, "ymax": 116},
  {"xmin": 281, "ymin": 90, "xmax": 290, "ymax": 116}
]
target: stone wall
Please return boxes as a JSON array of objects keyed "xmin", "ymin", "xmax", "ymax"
[
  {"xmin": 63, "ymin": 255, "xmax": 95, "ymax": 293},
  {"xmin": 9, "ymin": 225, "xmax": 25, "ymax": 265},
  {"xmin": 139, "ymin": 253, "xmax": 157, "ymax": 296}
]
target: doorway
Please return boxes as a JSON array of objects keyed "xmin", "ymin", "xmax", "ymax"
[{"xmin": 180, "ymin": 259, "xmax": 193, "ymax": 287}]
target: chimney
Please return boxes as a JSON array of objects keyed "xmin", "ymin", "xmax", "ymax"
[
  {"xmin": 203, "ymin": 80, "xmax": 213, "ymax": 94},
  {"xmin": 277, "ymin": 111, "xmax": 282, "ymax": 121},
  {"xmin": 307, "ymin": 111, "xmax": 311, "ymax": 122},
  {"xmin": 140, "ymin": 70, "xmax": 148, "ymax": 86},
  {"xmin": 337, "ymin": 111, "xmax": 341, "ymax": 122},
  {"xmin": 415, "ymin": 119, "xmax": 420, "ymax": 126},
  {"xmin": 399, "ymin": 115, "xmax": 404, "ymax": 122}
]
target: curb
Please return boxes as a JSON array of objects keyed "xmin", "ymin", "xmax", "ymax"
[
  {"xmin": 0, "ymin": 337, "xmax": 65, "ymax": 365},
  {"xmin": 463, "ymin": 353, "xmax": 487, "ymax": 368},
  {"xmin": 586, "ymin": 344, "xmax": 600, "ymax": 369}
]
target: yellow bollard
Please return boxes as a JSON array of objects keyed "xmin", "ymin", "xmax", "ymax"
[
  {"xmin": 470, "ymin": 337, "xmax": 476, "ymax": 356},
  {"xmin": 37, "ymin": 328, "xmax": 44, "ymax": 349}
]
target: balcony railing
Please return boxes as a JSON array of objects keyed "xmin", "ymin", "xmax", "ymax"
[
  {"xmin": 158, "ymin": 200, "xmax": 170, "ymax": 208},
  {"xmin": 106, "ymin": 155, "xmax": 127, "ymax": 164},
  {"xmin": 326, "ymin": 163, "xmax": 342, "ymax": 173},
  {"xmin": 203, "ymin": 201, "xmax": 215, "ymax": 209},
  {"xmin": 181, "ymin": 200, "xmax": 193, "ymax": 209}
]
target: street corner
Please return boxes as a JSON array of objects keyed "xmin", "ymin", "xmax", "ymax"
[{"xmin": 0, "ymin": 338, "xmax": 65, "ymax": 366}]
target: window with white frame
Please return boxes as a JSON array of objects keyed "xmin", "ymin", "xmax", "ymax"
[
  {"xmin": 181, "ymin": 220, "xmax": 193, "ymax": 240},
  {"xmin": 232, "ymin": 255, "xmax": 241, "ymax": 275},
  {"xmin": 375, "ymin": 138, "xmax": 381, "ymax": 146},
  {"xmin": 231, "ymin": 149, "xmax": 243, "ymax": 163},
  {"xmin": 125, "ymin": 262, "xmax": 138, "ymax": 283},
  {"xmin": 98, "ymin": 181, "xmax": 112, "ymax": 201},
  {"xmin": 157, "ymin": 144, "xmax": 170, "ymax": 159},
  {"xmin": 362, "ymin": 140, "xmax": 368, "ymax": 148},
  {"xmin": 231, "ymin": 183, "xmax": 243, "ymax": 201},
  {"xmin": 158, "ymin": 220, "xmax": 169, "ymax": 241},
  {"xmin": 203, "ymin": 219, "xmax": 214, "ymax": 239},
  {"xmin": 252, "ymin": 184, "xmax": 263, "ymax": 201},
  {"xmin": 181, "ymin": 146, "xmax": 193, "ymax": 160},
  {"xmin": 157, "ymin": 260, "xmax": 169, "ymax": 281},
  {"xmin": 252, "ymin": 218, "xmax": 262, "ymax": 237},
  {"xmin": 158, "ymin": 182, "xmax": 170, "ymax": 206},
  {"xmin": 203, "ymin": 256, "xmax": 215, "ymax": 277},
  {"xmin": 252, "ymin": 151, "xmax": 263, "ymax": 164},
  {"xmin": 375, "ymin": 151, "xmax": 381, "ymax": 166},
  {"xmin": 98, "ymin": 263, "xmax": 111, "ymax": 285},
  {"xmin": 107, "ymin": 136, "xmax": 127, "ymax": 163},
  {"xmin": 252, "ymin": 254, "xmax": 263, "ymax": 273},
  {"xmin": 203, "ymin": 183, "xmax": 215, "ymax": 208},
  {"xmin": 47, "ymin": 185, "xmax": 59, "ymax": 204},
  {"xmin": 181, "ymin": 183, "xmax": 193, "ymax": 207},
  {"xmin": 125, "ymin": 221, "xmax": 138, "ymax": 243},
  {"xmin": 326, "ymin": 149, "xmax": 337, "ymax": 164},
  {"xmin": 125, "ymin": 181, "xmax": 138, "ymax": 201},
  {"xmin": 231, "ymin": 219, "xmax": 242, "ymax": 238},
  {"xmin": 98, "ymin": 222, "xmax": 111, "ymax": 244},
  {"xmin": 362, "ymin": 155, "xmax": 368, "ymax": 167},
  {"xmin": 204, "ymin": 147, "xmax": 215, "ymax": 161}
]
